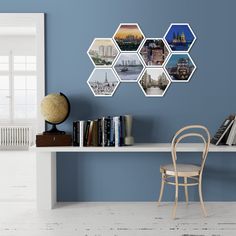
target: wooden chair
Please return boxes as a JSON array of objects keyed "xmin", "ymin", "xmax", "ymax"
[{"xmin": 158, "ymin": 125, "xmax": 210, "ymax": 219}]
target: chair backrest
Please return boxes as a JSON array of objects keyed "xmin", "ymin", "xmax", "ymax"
[{"xmin": 171, "ymin": 125, "xmax": 210, "ymax": 175}]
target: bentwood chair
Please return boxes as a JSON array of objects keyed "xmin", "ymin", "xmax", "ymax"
[{"xmin": 158, "ymin": 125, "xmax": 210, "ymax": 219}]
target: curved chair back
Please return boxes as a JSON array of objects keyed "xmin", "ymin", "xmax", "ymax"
[{"xmin": 171, "ymin": 125, "xmax": 210, "ymax": 176}]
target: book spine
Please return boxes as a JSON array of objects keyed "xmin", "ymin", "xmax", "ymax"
[
  {"xmin": 76, "ymin": 121, "xmax": 80, "ymax": 146},
  {"xmin": 101, "ymin": 118, "xmax": 104, "ymax": 147},
  {"xmin": 103, "ymin": 118, "xmax": 108, "ymax": 146},
  {"xmin": 92, "ymin": 120, "xmax": 98, "ymax": 146},
  {"xmin": 216, "ymin": 119, "xmax": 234, "ymax": 145},
  {"xmin": 73, "ymin": 121, "xmax": 79, "ymax": 146},
  {"xmin": 84, "ymin": 121, "xmax": 91, "ymax": 146},
  {"xmin": 233, "ymin": 131, "xmax": 236, "ymax": 145},
  {"xmin": 97, "ymin": 119, "xmax": 102, "ymax": 146},
  {"xmin": 109, "ymin": 118, "xmax": 115, "ymax": 146},
  {"xmin": 107, "ymin": 118, "xmax": 111, "ymax": 146},
  {"xmin": 120, "ymin": 116, "xmax": 125, "ymax": 146},
  {"xmin": 73, "ymin": 121, "xmax": 77, "ymax": 146},
  {"xmin": 79, "ymin": 121, "xmax": 84, "ymax": 147},
  {"xmin": 87, "ymin": 121, "xmax": 94, "ymax": 146},
  {"xmin": 226, "ymin": 119, "xmax": 236, "ymax": 145},
  {"xmin": 114, "ymin": 116, "xmax": 120, "ymax": 147}
]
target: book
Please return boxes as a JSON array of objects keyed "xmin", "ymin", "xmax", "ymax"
[
  {"xmin": 106, "ymin": 117, "xmax": 111, "ymax": 146},
  {"xmin": 114, "ymin": 116, "xmax": 120, "ymax": 147},
  {"xmin": 211, "ymin": 115, "xmax": 235, "ymax": 145},
  {"xmin": 97, "ymin": 118, "xmax": 103, "ymax": 146},
  {"xmin": 233, "ymin": 129, "xmax": 236, "ymax": 145},
  {"xmin": 84, "ymin": 120, "xmax": 91, "ymax": 146},
  {"xmin": 103, "ymin": 117, "xmax": 109, "ymax": 146},
  {"xmin": 109, "ymin": 118, "xmax": 115, "ymax": 146},
  {"xmin": 73, "ymin": 121, "xmax": 80, "ymax": 146},
  {"xmin": 87, "ymin": 120, "xmax": 94, "ymax": 146},
  {"xmin": 226, "ymin": 118, "xmax": 236, "ymax": 145},
  {"xmin": 79, "ymin": 121, "xmax": 84, "ymax": 147},
  {"xmin": 72, "ymin": 121, "xmax": 78, "ymax": 146},
  {"xmin": 120, "ymin": 116, "xmax": 126, "ymax": 146},
  {"xmin": 76, "ymin": 121, "xmax": 80, "ymax": 146},
  {"xmin": 91, "ymin": 120, "xmax": 98, "ymax": 146}
]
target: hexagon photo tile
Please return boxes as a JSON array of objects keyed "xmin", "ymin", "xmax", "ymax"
[
  {"xmin": 113, "ymin": 23, "xmax": 145, "ymax": 52},
  {"xmin": 113, "ymin": 53, "xmax": 144, "ymax": 82},
  {"xmin": 165, "ymin": 53, "xmax": 196, "ymax": 82},
  {"xmin": 87, "ymin": 68, "xmax": 120, "ymax": 96},
  {"xmin": 139, "ymin": 38, "xmax": 170, "ymax": 66},
  {"xmin": 138, "ymin": 68, "xmax": 171, "ymax": 97},
  {"xmin": 87, "ymin": 38, "xmax": 119, "ymax": 67},
  {"xmin": 164, "ymin": 23, "xmax": 196, "ymax": 52}
]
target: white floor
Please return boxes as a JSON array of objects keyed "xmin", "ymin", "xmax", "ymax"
[
  {"xmin": 0, "ymin": 151, "xmax": 36, "ymax": 201},
  {"xmin": 0, "ymin": 202, "xmax": 236, "ymax": 236}
]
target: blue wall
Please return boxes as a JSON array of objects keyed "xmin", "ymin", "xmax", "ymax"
[{"xmin": 2, "ymin": 0, "xmax": 236, "ymax": 201}]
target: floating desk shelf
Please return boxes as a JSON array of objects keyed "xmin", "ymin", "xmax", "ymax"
[
  {"xmin": 30, "ymin": 143, "xmax": 236, "ymax": 210},
  {"xmin": 31, "ymin": 143, "xmax": 236, "ymax": 153}
]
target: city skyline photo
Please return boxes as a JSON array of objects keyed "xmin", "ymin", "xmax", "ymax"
[
  {"xmin": 113, "ymin": 24, "xmax": 144, "ymax": 51},
  {"xmin": 87, "ymin": 68, "xmax": 119, "ymax": 96},
  {"xmin": 114, "ymin": 53, "xmax": 144, "ymax": 82},
  {"xmin": 139, "ymin": 38, "xmax": 170, "ymax": 66},
  {"xmin": 165, "ymin": 53, "xmax": 196, "ymax": 81},
  {"xmin": 165, "ymin": 24, "xmax": 196, "ymax": 51},
  {"xmin": 88, "ymin": 38, "xmax": 119, "ymax": 66},
  {"xmin": 139, "ymin": 68, "xmax": 170, "ymax": 96}
]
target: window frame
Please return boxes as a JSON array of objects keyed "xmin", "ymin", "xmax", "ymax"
[{"xmin": 0, "ymin": 13, "xmax": 45, "ymax": 132}]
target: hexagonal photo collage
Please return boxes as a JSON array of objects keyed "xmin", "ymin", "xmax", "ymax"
[{"xmin": 87, "ymin": 23, "xmax": 196, "ymax": 97}]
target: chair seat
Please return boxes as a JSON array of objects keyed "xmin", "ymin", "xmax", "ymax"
[{"xmin": 160, "ymin": 163, "xmax": 201, "ymax": 177}]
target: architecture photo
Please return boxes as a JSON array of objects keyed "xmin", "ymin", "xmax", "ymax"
[
  {"xmin": 139, "ymin": 68, "xmax": 170, "ymax": 96},
  {"xmin": 87, "ymin": 38, "xmax": 119, "ymax": 66},
  {"xmin": 113, "ymin": 23, "xmax": 144, "ymax": 51},
  {"xmin": 113, "ymin": 53, "xmax": 144, "ymax": 82},
  {"xmin": 87, "ymin": 68, "xmax": 119, "ymax": 96},
  {"xmin": 164, "ymin": 23, "xmax": 196, "ymax": 52},
  {"xmin": 139, "ymin": 38, "xmax": 170, "ymax": 66}
]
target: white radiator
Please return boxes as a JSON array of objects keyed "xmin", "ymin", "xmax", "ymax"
[{"xmin": 0, "ymin": 126, "xmax": 31, "ymax": 150}]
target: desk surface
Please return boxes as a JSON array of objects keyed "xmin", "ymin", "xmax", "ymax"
[
  {"xmin": 30, "ymin": 143, "xmax": 236, "ymax": 153},
  {"xmin": 33, "ymin": 143, "xmax": 236, "ymax": 210}
]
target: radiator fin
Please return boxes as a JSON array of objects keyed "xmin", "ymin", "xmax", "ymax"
[{"xmin": 0, "ymin": 126, "xmax": 31, "ymax": 150}]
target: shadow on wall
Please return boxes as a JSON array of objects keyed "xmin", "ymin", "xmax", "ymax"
[
  {"xmin": 59, "ymin": 94, "xmax": 104, "ymax": 132},
  {"xmin": 69, "ymin": 95, "xmax": 94, "ymax": 120},
  {"xmin": 133, "ymin": 115, "xmax": 175, "ymax": 143},
  {"xmin": 133, "ymin": 116, "xmax": 157, "ymax": 143}
]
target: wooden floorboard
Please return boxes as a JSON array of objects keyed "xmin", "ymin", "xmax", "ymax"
[{"xmin": 0, "ymin": 202, "xmax": 235, "ymax": 236}]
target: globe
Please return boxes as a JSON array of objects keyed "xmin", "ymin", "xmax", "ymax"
[{"xmin": 41, "ymin": 93, "xmax": 70, "ymax": 134}]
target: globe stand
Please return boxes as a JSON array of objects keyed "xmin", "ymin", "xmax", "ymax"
[{"xmin": 43, "ymin": 124, "xmax": 65, "ymax": 135}]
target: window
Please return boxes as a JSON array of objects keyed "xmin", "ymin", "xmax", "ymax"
[
  {"xmin": 0, "ymin": 14, "xmax": 44, "ymax": 203},
  {"xmin": 0, "ymin": 53, "xmax": 37, "ymax": 123},
  {"xmin": 0, "ymin": 56, "xmax": 10, "ymax": 120}
]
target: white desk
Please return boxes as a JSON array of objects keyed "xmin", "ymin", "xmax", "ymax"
[{"xmin": 31, "ymin": 143, "xmax": 236, "ymax": 210}]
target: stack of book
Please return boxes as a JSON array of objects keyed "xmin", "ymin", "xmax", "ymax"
[
  {"xmin": 73, "ymin": 116, "xmax": 130, "ymax": 147},
  {"xmin": 211, "ymin": 114, "xmax": 236, "ymax": 145}
]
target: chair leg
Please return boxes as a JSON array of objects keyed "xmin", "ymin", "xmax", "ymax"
[
  {"xmin": 158, "ymin": 173, "xmax": 165, "ymax": 206},
  {"xmin": 184, "ymin": 177, "xmax": 189, "ymax": 205},
  {"xmin": 172, "ymin": 176, "xmax": 178, "ymax": 219},
  {"xmin": 199, "ymin": 177, "xmax": 207, "ymax": 217}
]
